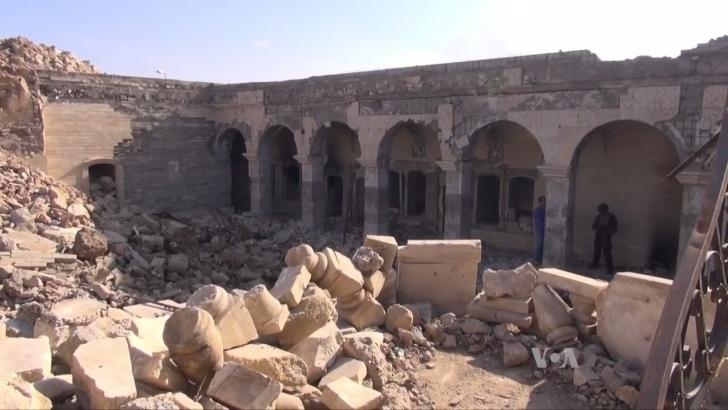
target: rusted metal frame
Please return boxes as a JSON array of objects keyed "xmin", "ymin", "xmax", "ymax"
[{"xmin": 638, "ymin": 114, "xmax": 728, "ymax": 409}]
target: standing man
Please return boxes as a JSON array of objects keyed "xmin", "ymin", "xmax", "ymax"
[
  {"xmin": 533, "ymin": 196, "xmax": 546, "ymax": 265},
  {"xmin": 589, "ymin": 203, "xmax": 618, "ymax": 274}
]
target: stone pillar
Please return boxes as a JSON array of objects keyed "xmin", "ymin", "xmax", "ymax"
[
  {"xmin": 539, "ymin": 166, "xmax": 571, "ymax": 268},
  {"xmin": 362, "ymin": 159, "xmax": 388, "ymax": 235},
  {"xmin": 298, "ymin": 156, "xmax": 325, "ymax": 229},
  {"xmin": 676, "ymin": 170, "xmax": 709, "ymax": 261},
  {"xmin": 439, "ymin": 161, "xmax": 472, "ymax": 239},
  {"xmin": 246, "ymin": 154, "xmax": 270, "ymax": 216}
]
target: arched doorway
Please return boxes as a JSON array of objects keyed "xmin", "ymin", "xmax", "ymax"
[
  {"xmin": 260, "ymin": 125, "xmax": 301, "ymax": 218},
  {"xmin": 310, "ymin": 122, "xmax": 362, "ymax": 227},
  {"xmin": 220, "ymin": 128, "xmax": 251, "ymax": 213},
  {"xmin": 570, "ymin": 120, "xmax": 682, "ymax": 273},
  {"xmin": 88, "ymin": 162, "xmax": 117, "ymax": 199},
  {"xmin": 468, "ymin": 121, "xmax": 545, "ymax": 250},
  {"xmin": 377, "ymin": 121, "xmax": 442, "ymax": 235}
]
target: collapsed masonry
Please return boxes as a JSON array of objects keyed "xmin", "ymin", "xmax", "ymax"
[{"xmin": 0, "ymin": 146, "xmax": 694, "ymax": 409}]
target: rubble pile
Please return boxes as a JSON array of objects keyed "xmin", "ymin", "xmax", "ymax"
[
  {"xmin": 0, "ymin": 37, "xmax": 99, "ymax": 75},
  {"xmin": 1, "ymin": 37, "xmax": 99, "ymax": 156}
]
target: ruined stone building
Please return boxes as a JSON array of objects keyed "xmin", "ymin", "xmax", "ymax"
[{"xmin": 6, "ymin": 37, "xmax": 728, "ymax": 273}]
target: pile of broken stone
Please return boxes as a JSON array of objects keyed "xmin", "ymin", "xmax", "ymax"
[
  {"xmin": 0, "ymin": 36, "xmax": 99, "ymax": 75},
  {"xmin": 448, "ymin": 263, "xmax": 643, "ymax": 409},
  {"xmin": 0, "ymin": 233, "xmax": 437, "ymax": 410}
]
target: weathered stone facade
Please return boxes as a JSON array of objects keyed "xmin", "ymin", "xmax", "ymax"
[{"xmin": 22, "ymin": 38, "xmax": 728, "ymax": 271}]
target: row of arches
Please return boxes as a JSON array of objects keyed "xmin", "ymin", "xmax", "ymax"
[{"xmin": 218, "ymin": 118, "xmax": 683, "ymax": 272}]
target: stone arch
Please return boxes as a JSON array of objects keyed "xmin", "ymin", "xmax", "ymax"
[
  {"xmin": 259, "ymin": 125, "xmax": 301, "ymax": 218},
  {"xmin": 466, "ymin": 120, "xmax": 545, "ymax": 250},
  {"xmin": 82, "ymin": 158, "xmax": 124, "ymax": 203},
  {"xmin": 310, "ymin": 122, "xmax": 362, "ymax": 223},
  {"xmin": 377, "ymin": 120, "xmax": 443, "ymax": 233},
  {"xmin": 569, "ymin": 119, "xmax": 682, "ymax": 272}
]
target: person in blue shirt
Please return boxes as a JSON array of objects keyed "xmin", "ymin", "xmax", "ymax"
[{"xmin": 533, "ymin": 196, "xmax": 546, "ymax": 264}]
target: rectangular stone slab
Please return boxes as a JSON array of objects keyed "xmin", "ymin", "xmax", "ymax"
[
  {"xmin": 537, "ymin": 268, "xmax": 608, "ymax": 299},
  {"xmin": 466, "ymin": 303, "xmax": 533, "ymax": 329},
  {"xmin": 482, "ymin": 296, "xmax": 533, "ymax": 315},
  {"xmin": 398, "ymin": 261, "xmax": 477, "ymax": 316},
  {"xmin": 398, "ymin": 239, "xmax": 481, "ymax": 264}
]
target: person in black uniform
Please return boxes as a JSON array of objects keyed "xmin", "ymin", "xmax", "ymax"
[{"xmin": 588, "ymin": 203, "xmax": 618, "ymax": 274}]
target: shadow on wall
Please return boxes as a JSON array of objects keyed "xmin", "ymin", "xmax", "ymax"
[{"xmin": 570, "ymin": 120, "xmax": 682, "ymax": 272}]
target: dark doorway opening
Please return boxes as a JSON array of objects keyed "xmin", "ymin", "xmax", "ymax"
[
  {"xmin": 407, "ymin": 171, "xmax": 426, "ymax": 216},
  {"xmin": 89, "ymin": 163, "xmax": 116, "ymax": 197},
  {"xmin": 229, "ymin": 132, "xmax": 250, "ymax": 212},
  {"xmin": 476, "ymin": 175, "xmax": 500, "ymax": 224},
  {"xmin": 388, "ymin": 170, "xmax": 401, "ymax": 210},
  {"xmin": 326, "ymin": 175, "xmax": 344, "ymax": 217}
]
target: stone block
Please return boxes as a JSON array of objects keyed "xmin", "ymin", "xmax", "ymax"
[
  {"xmin": 207, "ymin": 363, "xmax": 282, "ymax": 410},
  {"xmin": 321, "ymin": 377, "xmax": 383, "ymax": 410},
  {"xmin": 244, "ymin": 284, "xmax": 290, "ymax": 335},
  {"xmin": 337, "ymin": 288, "xmax": 366, "ymax": 310},
  {"xmin": 0, "ymin": 336, "xmax": 51, "ymax": 382},
  {"xmin": 537, "ymin": 268, "xmax": 608, "ymax": 299},
  {"xmin": 271, "ymin": 265, "xmax": 312, "ymax": 308},
  {"xmin": 188, "ymin": 285, "xmax": 233, "ymax": 319},
  {"xmin": 502, "ymin": 342, "xmax": 530, "ymax": 367},
  {"xmin": 363, "ymin": 270, "xmax": 386, "ymax": 298},
  {"xmin": 275, "ymin": 392, "xmax": 305, "ymax": 410},
  {"xmin": 127, "ymin": 333, "xmax": 188, "ymax": 391},
  {"xmin": 385, "ymin": 304, "xmax": 413, "ymax": 333},
  {"xmin": 398, "ymin": 239, "xmax": 481, "ymax": 264},
  {"xmin": 363, "ymin": 235, "xmax": 398, "ymax": 273},
  {"xmin": 481, "ymin": 296, "xmax": 533, "ymax": 314},
  {"xmin": 162, "ymin": 307, "xmax": 223, "ymax": 384},
  {"xmin": 167, "ymin": 254, "xmax": 189, "ymax": 274},
  {"xmin": 58, "ymin": 317, "xmax": 127, "ymax": 367},
  {"xmin": 482, "ymin": 263, "xmax": 537, "ymax": 299},
  {"xmin": 0, "ymin": 321, "xmax": 5, "ymax": 339},
  {"xmin": 533, "ymin": 284, "xmax": 573, "ymax": 335},
  {"xmin": 0, "ymin": 378, "xmax": 52, "ymax": 409},
  {"xmin": 338, "ymin": 292, "xmax": 386, "ymax": 330},
  {"xmin": 318, "ymin": 357, "xmax": 367, "ymax": 388},
  {"xmin": 596, "ymin": 272, "xmax": 672, "ymax": 373},
  {"xmin": 130, "ymin": 316, "xmax": 168, "ymax": 353},
  {"xmin": 119, "ymin": 392, "xmax": 202, "ymax": 410},
  {"xmin": 378, "ymin": 269, "xmax": 398, "ymax": 306},
  {"xmin": 123, "ymin": 302, "xmax": 178, "ymax": 319},
  {"xmin": 285, "ymin": 244, "xmax": 318, "ymax": 272},
  {"xmin": 277, "ymin": 285, "xmax": 337, "ymax": 349},
  {"xmin": 289, "ymin": 321, "xmax": 344, "ymax": 383},
  {"xmin": 71, "ymin": 337, "xmax": 137, "ymax": 409},
  {"xmin": 43, "ymin": 297, "xmax": 105, "ymax": 327},
  {"xmin": 467, "ymin": 293, "xmax": 533, "ymax": 328},
  {"xmin": 398, "ymin": 261, "xmax": 476, "ymax": 316},
  {"xmin": 213, "ymin": 295, "xmax": 258, "ymax": 349},
  {"xmin": 322, "ymin": 248, "xmax": 364, "ymax": 298},
  {"xmin": 224, "ymin": 343, "xmax": 308, "ymax": 388}
]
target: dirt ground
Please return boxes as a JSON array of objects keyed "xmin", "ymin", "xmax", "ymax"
[{"xmin": 417, "ymin": 348, "xmax": 586, "ymax": 409}]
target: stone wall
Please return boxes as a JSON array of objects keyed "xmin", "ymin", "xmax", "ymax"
[{"xmin": 12, "ymin": 38, "xmax": 728, "ymax": 269}]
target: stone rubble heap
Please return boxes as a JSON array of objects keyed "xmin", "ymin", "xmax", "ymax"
[
  {"xmin": 436, "ymin": 263, "xmax": 643, "ymax": 409},
  {"xmin": 0, "ymin": 234, "xmax": 436, "ymax": 410},
  {"xmin": 0, "ymin": 36, "xmax": 99, "ymax": 75}
]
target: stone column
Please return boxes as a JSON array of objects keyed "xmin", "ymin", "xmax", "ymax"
[
  {"xmin": 439, "ymin": 161, "xmax": 472, "ymax": 239},
  {"xmin": 246, "ymin": 154, "xmax": 270, "ymax": 216},
  {"xmin": 299, "ymin": 155, "xmax": 325, "ymax": 229},
  {"xmin": 676, "ymin": 170, "xmax": 709, "ymax": 261},
  {"xmin": 362, "ymin": 159, "xmax": 389, "ymax": 235},
  {"xmin": 539, "ymin": 166, "xmax": 571, "ymax": 268}
]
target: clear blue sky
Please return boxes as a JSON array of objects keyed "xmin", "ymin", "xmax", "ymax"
[{"xmin": 3, "ymin": 0, "xmax": 728, "ymax": 83}]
